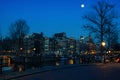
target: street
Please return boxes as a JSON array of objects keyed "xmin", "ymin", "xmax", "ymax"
[{"xmin": 16, "ymin": 63, "xmax": 120, "ymax": 80}]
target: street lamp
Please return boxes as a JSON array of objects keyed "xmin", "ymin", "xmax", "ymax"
[
  {"xmin": 33, "ymin": 48, "xmax": 36, "ymax": 51},
  {"xmin": 102, "ymin": 41, "xmax": 106, "ymax": 47},
  {"xmin": 20, "ymin": 48, "xmax": 23, "ymax": 50},
  {"xmin": 20, "ymin": 48, "xmax": 23, "ymax": 54},
  {"xmin": 101, "ymin": 41, "xmax": 106, "ymax": 64},
  {"xmin": 33, "ymin": 48, "xmax": 36, "ymax": 54}
]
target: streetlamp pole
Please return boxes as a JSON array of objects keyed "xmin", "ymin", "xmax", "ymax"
[
  {"xmin": 19, "ymin": 47, "xmax": 23, "ymax": 56},
  {"xmin": 102, "ymin": 41, "xmax": 106, "ymax": 64}
]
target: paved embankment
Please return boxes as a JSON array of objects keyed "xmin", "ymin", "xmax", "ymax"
[{"xmin": 0, "ymin": 63, "xmax": 106, "ymax": 80}]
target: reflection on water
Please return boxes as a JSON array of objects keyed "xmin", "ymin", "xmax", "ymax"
[
  {"xmin": 80, "ymin": 58, "xmax": 82, "ymax": 63},
  {"xmin": 11, "ymin": 64, "xmax": 14, "ymax": 71},
  {"xmin": 8, "ymin": 58, "xmax": 11, "ymax": 66},
  {"xmin": 3, "ymin": 56, "xmax": 11, "ymax": 65},
  {"xmin": 56, "ymin": 62, "xmax": 60, "ymax": 66},
  {"xmin": 69, "ymin": 59, "xmax": 74, "ymax": 64},
  {"xmin": 56, "ymin": 59, "xmax": 75, "ymax": 65},
  {"xmin": 18, "ymin": 65, "xmax": 24, "ymax": 72},
  {"xmin": 2, "ymin": 56, "xmax": 81, "ymax": 74},
  {"xmin": 3, "ymin": 56, "xmax": 7, "ymax": 63}
]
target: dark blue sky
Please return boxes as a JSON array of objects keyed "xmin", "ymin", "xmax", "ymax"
[{"xmin": 0, "ymin": 0, "xmax": 120, "ymax": 39}]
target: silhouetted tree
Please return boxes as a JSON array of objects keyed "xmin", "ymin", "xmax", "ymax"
[
  {"xmin": 112, "ymin": 43, "xmax": 120, "ymax": 51},
  {"xmin": 105, "ymin": 27, "xmax": 119, "ymax": 50},
  {"xmin": 2, "ymin": 37, "xmax": 12, "ymax": 51},
  {"xmin": 9, "ymin": 19, "xmax": 30, "ymax": 52},
  {"xmin": 83, "ymin": 0, "xmax": 118, "ymax": 53}
]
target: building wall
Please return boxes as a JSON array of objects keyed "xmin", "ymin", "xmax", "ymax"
[
  {"xmin": 53, "ymin": 32, "xmax": 67, "ymax": 56},
  {"xmin": 23, "ymin": 32, "xmax": 45, "ymax": 55},
  {"xmin": 44, "ymin": 37, "xmax": 49, "ymax": 54},
  {"xmin": 66, "ymin": 38, "xmax": 76, "ymax": 56}
]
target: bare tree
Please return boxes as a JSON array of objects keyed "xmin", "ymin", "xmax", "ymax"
[
  {"xmin": 83, "ymin": 0, "xmax": 118, "ymax": 54},
  {"xmin": 2, "ymin": 37, "xmax": 12, "ymax": 51},
  {"xmin": 9, "ymin": 19, "xmax": 30, "ymax": 52},
  {"xmin": 105, "ymin": 24, "xmax": 119, "ymax": 50}
]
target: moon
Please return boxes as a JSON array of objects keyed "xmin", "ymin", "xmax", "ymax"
[{"xmin": 81, "ymin": 4, "xmax": 85, "ymax": 8}]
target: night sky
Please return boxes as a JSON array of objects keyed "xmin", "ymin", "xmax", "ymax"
[{"xmin": 0, "ymin": 0, "xmax": 120, "ymax": 39}]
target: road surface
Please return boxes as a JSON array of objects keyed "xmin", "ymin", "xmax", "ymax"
[{"xmin": 15, "ymin": 63, "xmax": 120, "ymax": 80}]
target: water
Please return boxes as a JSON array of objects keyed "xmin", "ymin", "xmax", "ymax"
[{"xmin": 1, "ymin": 56, "xmax": 82, "ymax": 74}]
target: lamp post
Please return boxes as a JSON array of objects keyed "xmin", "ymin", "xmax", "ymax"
[
  {"xmin": 102, "ymin": 41, "xmax": 106, "ymax": 64},
  {"xmin": 20, "ymin": 47, "xmax": 23, "ymax": 56},
  {"xmin": 102, "ymin": 41, "xmax": 106, "ymax": 47},
  {"xmin": 33, "ymin": 48, "xmax": 36, "ymax": 55},
  {"xmin": 20, "ymin": 48, "xmax": 23, "ymax": 51},
  {"xmin": 33, "ymin": 48, "xmax": 36, "ymax": 51}
]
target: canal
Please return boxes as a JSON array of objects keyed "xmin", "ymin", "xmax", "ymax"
[{"xmin": 1, "ymin": 56, "xmax": 82, "ymax": 74}]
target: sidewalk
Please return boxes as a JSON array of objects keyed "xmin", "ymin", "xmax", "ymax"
[{"xmin": 0, "ymin": 63, "xmax": 103, "ymax": 80}]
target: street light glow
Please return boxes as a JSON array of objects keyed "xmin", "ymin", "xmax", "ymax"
[
  {"xmin": 33, "ymin": 48, "xmax": 36, "ymax": 51},
  {"xmin": 20, "ymin": 48, "xmax": 23, "ymax": 50},
  {"xmin": 102, "ymin": 41, "xmax": 106, "ymax": 47}
]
